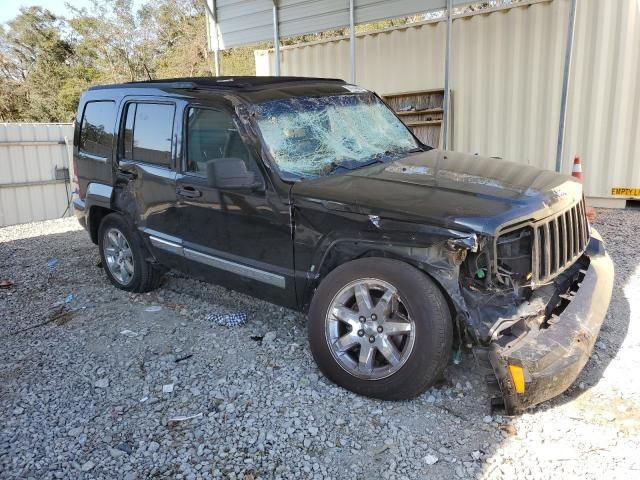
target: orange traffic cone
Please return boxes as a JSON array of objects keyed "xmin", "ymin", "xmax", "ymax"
[
  {"xmin": 571, "ymin": 156, "xmax": 583, "ymax": 181},
  {"xmin": 572, "ymin": 155, "xmax": 596, "ymax": 223}
]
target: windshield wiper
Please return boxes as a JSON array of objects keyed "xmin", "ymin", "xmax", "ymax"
[
  {"xmin": 326, "ymin": 158, "xmax": 386, "ymax": 176},
  {"xmin": 325, "ymin": 147, "xmax": 422, "ymax": 176}
]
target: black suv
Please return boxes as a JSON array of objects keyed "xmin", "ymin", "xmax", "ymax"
[{"xmin": 73, "ymin": 76, "xmax": 613, "ymax": 413}]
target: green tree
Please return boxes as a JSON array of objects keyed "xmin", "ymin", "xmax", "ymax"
[
  {"xmin": 67, "ymin": 0, "xmax": 156, "ymax": 83},
  {"xmin": 0, "ymin": 6, "xmax": 76, "ymax": 121},
  {"xmin": 149, "ymin": 0, "xmax": 212, "ymax": 77}
]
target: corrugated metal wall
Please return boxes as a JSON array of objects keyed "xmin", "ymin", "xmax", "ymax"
[
  {"xmin": 0, "ymin": 124, "xmax": 74, "ymax": 227},
  {"xmin": 256, "ymin": 0, "xmax": 639, "ymax": 203},
  {"xmin": 255, "ymin": 19, "xmax": 448, "ymax": 94},
  {"xmin": 564, "ymin": 0, "xmax": 640, "ymax": 201}
]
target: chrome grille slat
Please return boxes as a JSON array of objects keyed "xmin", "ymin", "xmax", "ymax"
[
  {"xmin": 578, "ymin": 201, "xmax": 587, "ymax": 250},
  {"xmin": 575, "ymin": 202, "xmax": 583, "ymax": 250},
  {"xmin": 543, "ymin": 223, "xmax": 551, "ymax": 279},
  {"xmin": 566, "ymin": 211, "xmax": 574, "ymax": 261},
  {"xmin": 575, "ymin": 207, "xmax": 580, "ymax": 255},
  {"xmin": 552, "ymin": 218, "xmax": 560, "ymax": 274},
  {"xmin": 559, "ymin": 213, "xmax": 566, "ymax": 265},
  {"xmin": 497, "ymin": 199, "xmax": 590, "ymax": 285}
]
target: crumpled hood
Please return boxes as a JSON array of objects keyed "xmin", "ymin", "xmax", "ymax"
[{"xmin": 291, "ymin": 150, "xmax": 583, "ymax": 235}]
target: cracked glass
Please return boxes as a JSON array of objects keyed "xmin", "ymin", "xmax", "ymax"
[{"xmin": 253, "ymin": 93, "xmax": 419, "ymax": 179}]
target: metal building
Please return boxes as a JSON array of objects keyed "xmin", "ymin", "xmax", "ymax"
[{"xmin": 0, "ymin": 124, "xmax": 74, "ymax": 227}]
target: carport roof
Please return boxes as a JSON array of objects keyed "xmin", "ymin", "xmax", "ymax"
[{"xmin": 205, "ymin": 0, "xmax": 474, "ymax": 50}]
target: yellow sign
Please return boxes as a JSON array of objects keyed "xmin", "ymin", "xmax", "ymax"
[{"xmin": 611, "ymin": 187, "xmax": 640, "ymax": 196}]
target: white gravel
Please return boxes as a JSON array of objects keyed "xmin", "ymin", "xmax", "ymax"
[{"xmin": 1, "ymin": 209, "xmax": 639, "ymax": 479}]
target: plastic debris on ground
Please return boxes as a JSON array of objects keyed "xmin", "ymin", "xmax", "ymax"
[
  {"xmin": 52, "ymin": 294, "xmax": 74, "ymax": 307},
  {"xmin": 206, "ymin": 312, "xmax": 247, "ymax": 327},
  {"xmin": 144, "ymin": 305, "xmax": 162, "ymax": 313},
  {"xmin": 167, "ymin": 413, "xmax": 203, "ymax": 428},
  {"xmin": 47, "ymin": 258, "xmax": 59, "ymax": 269},
  {"xmin": 0, "ymin": 280, "xmax": 14, "ymax": 289},
  {"xmin": 168, "ymin": 413, "xmax": 203, "ymax": 423},
  {"xmin": 120, "ymin": 329, "xmax": 138, "ymax": 338},
  {"xmin": 162, "ymin": 384, "xmax": 174, "ymax": 393},
  {"xmin": 175, "ymin": 354, "xmax": 193, "ymax": 363}
]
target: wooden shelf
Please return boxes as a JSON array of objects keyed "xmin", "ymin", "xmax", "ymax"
[
  {"xmin": 384, "ymin": 88, "xmax": 447, "ymax": 148},
  {"xmin": 382, "ymin": 88, "xmax": 446, "ymax": 98},
  {"xmin": 406, "ymin": 120, "xmax": 442, "ymax": 127},
  {"xmin": 396, "ymin": 108, "xmax": 443, "ymax": 116}
]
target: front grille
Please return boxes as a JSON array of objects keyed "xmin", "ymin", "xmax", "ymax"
[
  {"xmin": 535, "ymin": 199, "xmax": 589, "ymax": 283},
  {"xmin": 495, "ymin": 199, "xmax": 590, "ymax": 285}
]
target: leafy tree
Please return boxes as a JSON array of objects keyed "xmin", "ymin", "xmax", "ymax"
[
  {"xmin": 0, "ymin": 6, "xmax": 75, "ymax": 121},
  {"xmin": 67, "ymin": 0, "xmax": 156, "ymax": 83},
  {"xmin": 149, "ymin": 0, "xmax": 212, "ymax": 78}
]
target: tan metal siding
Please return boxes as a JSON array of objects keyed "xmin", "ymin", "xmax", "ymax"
[
  {"xmin": 0, "ymin": 124, "xmax": 74, "ymax": 227},
  {"xmin": 564, "ymin": 0, "xmax": 640, "ymax": 198},
  {"xmin": 272, "ymin": 21, "xmax": 446, "ymax": 93},
  {"xmin": 257, "ymin": 0, "xmax": 638, "ymax": 202},
  {"xmin": 451, "ymin": 0, "xmax": 568, "ymax": 171}
]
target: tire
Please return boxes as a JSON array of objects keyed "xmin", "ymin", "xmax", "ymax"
[
  {"xmin": 308, "ymin": 257, "xmax": 452, "ymax": 400},
  {"xmin": 98, "ymin": 212, "xmax": 162, "ymax": 293}
]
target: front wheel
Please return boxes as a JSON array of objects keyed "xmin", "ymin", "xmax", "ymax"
[{"xmin": 308, "ymin": 258, "xmax": 452, "ymax": 400}]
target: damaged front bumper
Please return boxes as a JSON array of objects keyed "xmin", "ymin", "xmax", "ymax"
[{"xmin": 487, "ymin": 229, "xmax": 614, "ymax": 414}]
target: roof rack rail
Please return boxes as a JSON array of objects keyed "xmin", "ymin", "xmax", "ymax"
[{"xmin": 87, "ymin": 76, "xmax": 346, "ymax": 92}]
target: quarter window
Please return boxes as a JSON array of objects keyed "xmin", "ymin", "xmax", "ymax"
[
  {"xmin": 79, "ymin": 101, "xmax": 116, "ymax": 159},
  {"xmin": 186, "ymin": 107, "xmax": 253, "ymax": 176},
  {"xmin": 122, "ymin": 102, "xmax": 175, "ymax": 166}
]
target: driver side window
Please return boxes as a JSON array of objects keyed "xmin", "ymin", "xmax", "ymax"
[{"xmin": 185, "ymin": 107, "xmax": 254, "ymax": 177}]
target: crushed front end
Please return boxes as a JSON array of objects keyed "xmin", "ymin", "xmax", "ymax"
[{"xmin": 459, "ymin": 199, "xmax": 614, "ymax": 414}]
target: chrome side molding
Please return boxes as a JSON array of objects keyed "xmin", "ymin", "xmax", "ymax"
[
  {"xmin": 148, "ymin": 233, "xmax": 285, "ymax": 289},
  {"xmin": 183, "ymin": 249, "xmax": 286, "ymax": 289}
]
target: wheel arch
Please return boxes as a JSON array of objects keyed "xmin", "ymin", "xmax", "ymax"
[
  {"xmin": 84, "ymin": 183, "xmax": 115, "ymax": 244},
  {"xmin": 303, "ymin": 240, "xmax": 464, "ymax": 324},
  {"xmin": 88, "ymin": 205, "xmax": 113, "ymax": 244}
]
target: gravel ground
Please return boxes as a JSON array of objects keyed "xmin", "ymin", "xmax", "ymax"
[{"xmin": 1, "ymin": 209, "xmax": 639, "ymax": 479}]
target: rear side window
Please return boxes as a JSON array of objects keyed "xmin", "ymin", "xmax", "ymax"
[
  {"xmin": 79, "ymin": 101, "xmax": 116, "ymax": 159},
  {"xmin": 122, "ymin": 102, "xmax": 175, "ymax": 166}
]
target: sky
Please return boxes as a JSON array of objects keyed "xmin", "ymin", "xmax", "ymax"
[{"xmin": 0, "ymin": 0, "xmax": 146, "ymax": 24}]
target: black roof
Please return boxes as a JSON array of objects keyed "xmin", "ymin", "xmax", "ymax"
[{"xmin": 88, "ymin": 76, "xmax": 345, "ymax": 91}]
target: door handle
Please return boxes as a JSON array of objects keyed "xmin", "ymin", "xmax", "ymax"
[{"xmin": 176, "ymin": 186, "xmax": 202, "ymax": 198}]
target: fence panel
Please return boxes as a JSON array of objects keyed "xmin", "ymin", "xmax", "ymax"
[{"xmin": 0, "ymin": 123, "xmax": 74, "ymax": 227}]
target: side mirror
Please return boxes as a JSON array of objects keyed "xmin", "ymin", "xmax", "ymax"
[{"xmin": 206, "ymin": 157, "xmax": 259, "ymax": 190}]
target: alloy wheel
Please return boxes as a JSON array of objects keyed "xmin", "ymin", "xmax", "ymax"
[
  {"xmin": 103, "ymin": 227, "xmax": 135, "ymax": 285},
  {"xmin": 325, "ymin": 278, "xmax": 415, "ymax": 380}
]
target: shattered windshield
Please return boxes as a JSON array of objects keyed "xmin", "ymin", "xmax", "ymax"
[{"xmin": 253, "ymin": 93, "xmax": 420, "ymax": 179}]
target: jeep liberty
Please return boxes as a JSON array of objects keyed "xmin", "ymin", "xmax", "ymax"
[{"xmin": 72, "ymin": 77, "xmax": 614, "ymax": 413}]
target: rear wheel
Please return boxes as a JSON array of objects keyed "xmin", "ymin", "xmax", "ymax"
[
  {"xmin": 98, "ymin": 213, "xmax": 162, "ymax": 292},
  {"xmin": 308, "ymin": 258, "xmax": 452, "ymax": 400}
]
